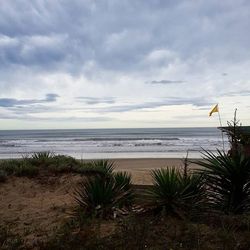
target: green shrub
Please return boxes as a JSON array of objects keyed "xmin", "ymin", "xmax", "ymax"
[
  {"xmin": 0, "ymin": 159, "xmax": 20, "ymax": 175},
  {"xmin": 195, "ymin": 150, "xmax": 250, "ymax": 214},
  {"xmin": 15, "ymin": 161, "xmax": 39, "ymax": 177},
  {"xmin": 47, "ymin": 155, "xmax": 79, "ymax": 173},
  {"xmin": 148, "ymin": 167, "xmax": 205, "ymax": 217},
  {"xmin": 31, "ymin": 151, "xmax": 54, "ymax": 159},
  {"xmin": 74, "ymin": 171, "xmax": 133, "ymax": 218},
  {"xmin": 114, "ymin": 171, "xmax": 134, "ymax": 207},
  {"xmin": 30, "ymin": 151, "xmax": 54, "ymax": 166},
  {"xmin": 90, "ymin": 160, "xmax": 115, "ymax": 177},
  {"xmin": 74, "ymin": 162, "xmax": 103, "ymax": 175},
  {"xmin": 0, "ymin": 159, "xmax": 38, "ymax": 177}
]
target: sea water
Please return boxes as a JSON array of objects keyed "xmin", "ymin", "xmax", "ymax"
[{"xmin": 0, "ymin": 127, "xmax": 228, "ymax": 159}]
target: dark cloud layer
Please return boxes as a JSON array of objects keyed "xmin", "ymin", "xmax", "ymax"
[
  {"xmin": 77, "ymin": 97, "xmax": 115, "ymax": 104},
  {"xmin": 1, "ymin": 1, "xmax": 250, "ymax": 75},
  {"xmin": 88, "ymin": 97, "xmax": 213, "ymax": 113},
  {"xmin": 0, "ymin": 94, "xmax": 59, "ymax": 107},
  {"xmin": 149, "ymin": 80, "xmax": 185, "ymax": 85}
]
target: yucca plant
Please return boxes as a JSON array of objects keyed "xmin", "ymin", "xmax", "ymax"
[
  {"xmin": 90, "ymin": 160, "xmax": 115, "ymax": 178},
  {"xmin": 114, "ymin": 171, "xmax": 134, "ymax": 207},
  {"xmin": 195, "ymin": 149, "xmax": 250, "ymax": 214},
  {"xmin": 31, "ymin": 151, "xmax": 54, "ymax": 159},
  {"xmin": 74, "ymin": 175, "xmax": 131, "ymax": 218},
  {"xmin": 30, "ymin": 151, "xmax": 55, "ymax": 166},
  {"xmin": 180, "ymin": 173, "xmax": 206, "ymax": 203},
  {"xmin": 148, "ymin": 167, "xmax": 205, "ymax": 217}
]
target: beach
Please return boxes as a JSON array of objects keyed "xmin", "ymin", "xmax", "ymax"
[{"xmin": 113, "ymin": 158, "xmax": 199, "ymax": 184}]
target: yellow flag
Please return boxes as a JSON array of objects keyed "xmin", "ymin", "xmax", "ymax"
[{"xmin": 209, "ymin": 104, "xmax": 219, "ymax": 116}]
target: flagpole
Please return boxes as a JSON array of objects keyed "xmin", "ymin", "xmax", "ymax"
[{"xmin": 218, "ymin": 110, "xmax": 225, "ymax": 151}]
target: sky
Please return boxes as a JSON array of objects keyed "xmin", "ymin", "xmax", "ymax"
[{"xmin": 0, "ymin": 0, "xmax": 250, "ymax": 130}]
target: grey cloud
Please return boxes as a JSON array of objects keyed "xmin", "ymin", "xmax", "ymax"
[
  {"xmin": 0, "ymin": 1, "xmax": 250, "ymax": 74},
  {"xmin": 0, "ymin": 112, "xmax": 113, "ymax": 122},
  {"xmin": 148, "ymin": 80, "xmax": 185, "ymax": 85},
  {"xmin": 90, "ymin": 97, "xmax": 213, "ymax": 113},
  {"xmin": 223, "ymin": 90, "xmax": 250, "ymax": 97},
  {"xmin": 77, "ymin": 97, "xmax": 115, "ymax": 104},
  {"xmin": 0, "ymin": 93, "xmax": 59, "ymax": 107}
]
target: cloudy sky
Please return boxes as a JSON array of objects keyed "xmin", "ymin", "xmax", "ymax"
[{"xmin": 0, "ymin": 0, "xmax": 250, "ymax": 129}]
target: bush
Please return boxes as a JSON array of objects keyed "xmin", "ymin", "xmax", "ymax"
[
  {"xmin": 74, "ymin": 167, "xmax": 134, "ymax": 218},
  {"xmin": 195, "ymin": 150, "xmax": 250, "ymax": 214},
  {"xmin": 90, "ymin": 160, "xmax": 115, "ymax": 177},
  {"xmin": 47, "ymin": 155, "xmax": 79, "ymax": 173},
  {"xmin": 0, "ymin": 159, "xmax": 39, "ymax": 177},
  {"xmin": 29, "ymin": 151, "xmax": 55, "ymax": 166},
  {"xmin": 148, "ymin": 167, "xmax": 206, "ymax": 217},
  {"xmin": 0, "ymin": 160, "xmax": 20, "ymax": 175},
  {"xmin": 15, "ymin": 161, "xmax": 39, "ymax": 177},
  {"xmin": 113, "ymin": 171, "xmax": 134, "ymax": 207}
]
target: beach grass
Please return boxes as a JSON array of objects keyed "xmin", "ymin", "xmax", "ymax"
[{"xmin": 0, "ymin": 153, "xmax": 107, "ymax": 178}]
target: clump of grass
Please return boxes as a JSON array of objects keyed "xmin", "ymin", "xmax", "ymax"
[
  {"xmin": 47, "ymin": 155, "xmax": 79, "ymax": 173},
  {"xmin": 0, "ymin": 159, "xmax": 39, "ymax": 178},
  {"xmin": 15, "ymin": 161, "xmax": 39, "ymax": 177},
  {"xmin": 0, "ymin": 159, "xmax": 21, "ymax": 175},
  {"xmin": 0, "ymin": 156, "xmax": 119, "ymax": 179}
]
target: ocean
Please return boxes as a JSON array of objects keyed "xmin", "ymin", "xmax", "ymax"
[{"xmin": 0, "ymin": 127, "xmax": 228, "ymax": 159}]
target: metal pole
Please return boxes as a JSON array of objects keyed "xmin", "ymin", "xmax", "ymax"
[{"xmin": 218, "ymin": 111, "xmax": 225, "ymax": 151}]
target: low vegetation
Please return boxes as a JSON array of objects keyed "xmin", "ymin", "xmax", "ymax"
[
  {"xmin": 0, "ymin": 152, "xmax": 106, "ymax": 179},
  {"xmin": 196, "ymin": 149, "xmax": 250, "ymax": 215},
  {"xmin": 74, "ymin": 161, "xmax": 134, "ymax": 218},
  {"xmin": 147, "ymin": 167, "xmax": 206, "ymax": 218}
]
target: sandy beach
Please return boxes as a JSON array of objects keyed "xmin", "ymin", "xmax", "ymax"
[{"xmin": 113, "ymin": 158, "xmax": 199, "ymax": 185}]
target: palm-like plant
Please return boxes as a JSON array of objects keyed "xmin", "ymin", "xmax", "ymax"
[
  {"xmin": 148, "ymin": 167, "xmax": 205, "ymax": 216},
  {"xmin": 30, "ymin": 151, "xmax": 54, "ymax": 166},
  {"xmin": 91, "ymin": 160, "xmax": 115, "ymax": 178},
  {"xmin": 195, "ymin": 150, "xmax": 250, "ymax": 214},
  {"xmin": 114, "ymin": 171, "xmax": 134, "ymax": 207},
  {"xmin": 74, "ymin": 168, "xmax": 134, "ymax": 217},
  {"xmin": 31, "ymin": 151, "xmax": 54, "ymax": 160}
]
